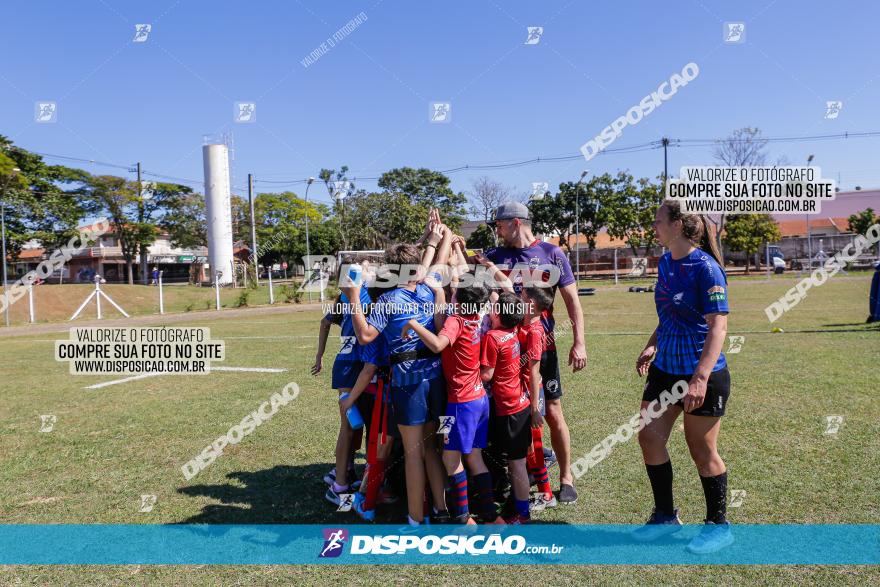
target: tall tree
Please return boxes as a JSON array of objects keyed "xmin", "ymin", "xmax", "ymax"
[
  {"xmin": 723, "ymin": 214, "xmax": 781, "ymax": 273},
  {"xmin": 600, "ymin": 173, "xmax": 664, "ymax": 256},
  {"xmin": 711, "ymin": 127, "xmax": 770, "ymax": 262},
  {"xmin": 252, "ymin": 190, "xmax": 337, "ymax": 268},
  {"xmin": 377, "ymin": 167, "xmax": 467, "ymax": 231},
  {"xmin": 0, "ymin": 137, "xmax": 87, "ymax": 257},
  {"xmin": 82, "ymin": 175, "xmax": 157, "ymax": 284},
  {"xmin": 469, "ymin": 176, "xmax": 511, "ymax": 222},
  {"xmin": 162, "ymin": 192, "xmax": 207, "ymax": 249},
  {"xmin": 529, "ymin": 181, "xmax": 601, "ymax": 252},
  {"xmin": 342, "ymin": 189, "xmax": 428, "ymax": 250},
  {"xmin": 319, "ymin": 166, "xmax": 352, "ymax": 250}
]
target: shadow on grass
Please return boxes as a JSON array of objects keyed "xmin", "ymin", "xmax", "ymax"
[
  {"xmin": 175, "ymin": 463, "xmax": 578, "ymax": 527},
  {"xmin": 822, "ymin": 321, "xmax": 880, "ymax": 329},
  {"xmin": 175, "ymin": 463, "xmax": 408, "ymax": 525}
]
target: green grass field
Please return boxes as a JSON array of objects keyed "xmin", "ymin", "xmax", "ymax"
[{"xmin": 0, "ymin": 273, "xmax": 878, "ymax": 585}]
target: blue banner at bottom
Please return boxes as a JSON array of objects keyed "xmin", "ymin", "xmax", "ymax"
[{"xmin": 1, "ymin": 525, "xmax": 877, "ymax": 565}]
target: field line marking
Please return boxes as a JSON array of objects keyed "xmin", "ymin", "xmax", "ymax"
[
  {"xmin": 211, "ymin": 367, "xmax": 287, "ymax": 373},
  {"xmin": 85, "ymin": 373, "xmax": 161, "ymax": 389},
  {"xmin": 84, "ymin": 366, "xmax": 288, "ymax": 389}
]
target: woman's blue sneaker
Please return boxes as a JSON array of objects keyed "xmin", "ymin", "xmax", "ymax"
[
  {"xmin": 686, "ymin": 520, "xmax": 734, "ymax": 553},
  {"xmin": 631, "ymin": 508, "xmax": 683, "ymax": 542}
]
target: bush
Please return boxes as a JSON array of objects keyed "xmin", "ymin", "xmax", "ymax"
[
  {"xmin": 184, "ymin": 302, "xmax": 195, "ymax": 312},
  {"xmin": 280, "ymin": 284, "xmax": 302, "ymax": 304},
  {"xmin": 235, "ymin": 289, "xmax": 251, "ymax": 308}
]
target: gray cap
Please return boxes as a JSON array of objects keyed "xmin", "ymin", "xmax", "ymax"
[{"xmin": 489, "ymin": 201, "xmax": 530, "ymax": 225}]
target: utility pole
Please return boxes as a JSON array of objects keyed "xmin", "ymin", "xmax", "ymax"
[
  {"xmin": 662, "ymin": 137, "xmax": 670, "ymax": 185},
  {"xmin": 136, "ymin": 161, "xmax": 149, "ymax": 285},
  {"xmin": 248, "ymin": 173, "xmax": 259, "ymax": 285},
  {"xmin": 575, "ymin": 170, "xmax": 589, "ymax": 286},
  {"xmin": 806, "ymin": 155, "xmax": 814, "ymax": 270},
  {"xmin": 305, "ymin": 177, "xmax": 314, "ymax": 303}
]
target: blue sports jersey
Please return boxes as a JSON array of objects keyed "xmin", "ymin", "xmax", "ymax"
[
  {"xmin": 326, "ymin": 289, "xmax": 372, "ymax": 363},
  {"xmin": 359, "ymin": 334, "xmax": 389, "ymax": 368},
  {"xmin": 367, "ymin": 283, "xmax": 442, "ymax": 385},
  {"xmin": 653, "ymin": 248, "xmax": 730, "ymax": 375}
]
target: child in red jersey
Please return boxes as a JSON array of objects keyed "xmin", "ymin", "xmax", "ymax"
[
  {"xmin": 403, "ymin": 282, "xmax": 503, "ymax": 524},
  {"xmin": 481, "ymin": 291, "xmax": 533, "ymax": 523},
  {"xmin": 520, "ymin": 285, "xmax": 557, "ymax": 509}
]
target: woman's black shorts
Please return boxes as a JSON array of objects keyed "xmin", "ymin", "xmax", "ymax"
[{"xmin": 642, "ymin": 364, "xmax": 730, "ymax": 417}]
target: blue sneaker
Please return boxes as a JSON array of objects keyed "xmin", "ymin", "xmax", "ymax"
[
  {"xmin": 687, "ymin": 521, "xmax": 734, "ymax": 554},
  {"xmin": 543, "ymin": 447, "xmax": 557, "ymax": 469},
  {"xmin": 631, "ymin": 508, "xmax": 683, "ymax": 542},
  {"xmin": 353, "ymin": 492, "xmax": 375, "ymax": 522}
]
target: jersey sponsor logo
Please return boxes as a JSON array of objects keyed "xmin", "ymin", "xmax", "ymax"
[
  {"xmin": 707, "ymin": 285, "xmax": 726, "ymax": 302},
  {"xmin": 339, "ymin": 336, "xmax": 356, "ymax": 354},
  {"xmin": 499, "ymin": 331, "xmax": 517, "ymax": 343},
  {"xmin": 529, "ymin": 257, "xmax": 540, "ymax": 269},
  {"xmin": 545, "ymin": 379, "xmax": 559, "ymax": 394}
]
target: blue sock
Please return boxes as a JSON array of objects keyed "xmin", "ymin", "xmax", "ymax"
[
  {"xmin": 446, "ymin": 471, "xmax": 469, "ymax": 520},
  {"xmin": 515, "ymin": 498, "xmax": 530, "ymax": 519}
]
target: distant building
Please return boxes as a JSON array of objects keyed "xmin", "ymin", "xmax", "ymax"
[{"xmin": 7, "ymin": 225, "xmax": 250, "ymax": 284}]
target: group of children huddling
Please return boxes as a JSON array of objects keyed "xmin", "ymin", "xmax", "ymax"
[{"xmin": 313, "ymin": 212, "xmax": 559, "ymax": 525}]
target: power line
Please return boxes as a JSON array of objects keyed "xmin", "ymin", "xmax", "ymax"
[{"xmin": 16, "ymin": 129, "xmax": 880, "ymax": 192}]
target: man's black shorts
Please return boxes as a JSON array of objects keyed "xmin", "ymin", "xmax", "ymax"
[
  {"xmin": 540, "ymin": 349, "xmax": 563, "ymax": 401},
  {"xmin": 491, "ymin": 406, "xmax": 532, "ymax": 460},
  {"xmin": 642, "ymin": 364, "xmax": 730, "ymax": 417}
]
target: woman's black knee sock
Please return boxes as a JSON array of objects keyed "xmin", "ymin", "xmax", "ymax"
[
  {"xmin": 699, "ymin": 471, "xmax": 728, "ymax": 524},
  {"xmin": 645, "ymin": 460, "xmax": 674, "ymax": 515}
]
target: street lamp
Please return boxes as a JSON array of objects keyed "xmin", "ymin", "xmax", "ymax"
[
  {"xmin": 304, "ymin": 177, "xmax": 314, "ymax": 303},
  {"xmin": 574, "ymin": 170, "xmax": 589, "ymax": 286},
  {"xmin": 806, "ymin": 155, "xmax": 814, "ymax": 270},
  {"xmin": 2, "ymin": 167, "xmax": 21, "ymax": 327}
]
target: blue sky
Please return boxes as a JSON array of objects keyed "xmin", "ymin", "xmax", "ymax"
[{"xmin": 1, "ymin": 0, "xmax": 878, "ymax": 210}]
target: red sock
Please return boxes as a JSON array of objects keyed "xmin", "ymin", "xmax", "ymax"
[
  {"xmin": 528, "ymin": 429, "xmax": 552, "ymax": 495},
  {"xmin": 363, "ymin": 460, "xmax": 386, "ymax": 511}
]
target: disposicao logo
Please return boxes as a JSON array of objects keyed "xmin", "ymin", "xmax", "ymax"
[{"xmin": 319, "ymin": 528, "xmax": 348, "ymax": 558}]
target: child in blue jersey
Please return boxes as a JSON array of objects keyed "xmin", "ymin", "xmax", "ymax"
[
  {"xmin": 341, "ymin": 222, "xmax": 453, "ymax": 525},
  {"xmin": 632, "ymin": 200, "xmax": 732, "ymax": 554},
  {"xmin": 312, "ymin": 268, "xmax": 373, "ymax": 506},
  {"xmin": 341, "ymin": 333, "xmax": 398, "ymax": 521}
]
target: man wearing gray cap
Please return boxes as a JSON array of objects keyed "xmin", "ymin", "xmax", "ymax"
[{"xmin": 484, "ymin": 201, "xmax": 586, "ymax": 504}]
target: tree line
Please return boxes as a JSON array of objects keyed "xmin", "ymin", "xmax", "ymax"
[{"xmin": 3, "ymin": 128, "xmax": 876, "ymax": 282}]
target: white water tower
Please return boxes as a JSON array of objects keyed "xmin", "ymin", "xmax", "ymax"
[{"xmin": 202, "ymin": 141, "xmax": 234, "ymax": 285}]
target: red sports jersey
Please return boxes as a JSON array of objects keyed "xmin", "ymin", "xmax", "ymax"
[
  {"xmin": 440, "ymin": 314, "xmax": 486, "ymax": 403},
  {"xmin": 481, "ymin": 327, "xmax": 529, "ymax": 416},
  {"xmin": 518, "ymin": 319, "xmax": 545, "ymax": 395}
]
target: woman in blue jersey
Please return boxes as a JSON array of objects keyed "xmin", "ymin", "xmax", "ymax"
[{"xmin": 632, "ymin": 200, "xmax": 732, "ymax": 554}]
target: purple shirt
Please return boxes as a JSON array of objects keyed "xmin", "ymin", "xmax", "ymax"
[{"xmin": 485, "ymin": 240, "xmax": 575, "ymax": 349}]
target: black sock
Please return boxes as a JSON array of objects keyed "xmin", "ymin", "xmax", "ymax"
[
  {"xmin": 645, "ymin": 460, "xmax": 674, "ymax": 515},
  {"xmin": 700, "ymin": 471, "xmax": 728, "ymax": 524},
  {"xmin": 471, "ymin": 472, "xmax": 497, "ymax": 522}
]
